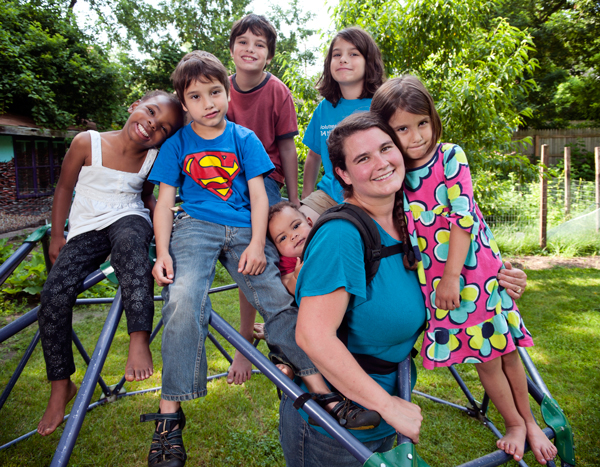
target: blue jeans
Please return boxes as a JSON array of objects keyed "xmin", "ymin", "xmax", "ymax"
[
  {"xmin": 264, "ymin": 176, "xmax": 283, "ymax": 206},
  {"xmin": 160, "ymin": 215, "xmax": 317, "ymax": 401},
  {"xmin": 278, "ymin": 393, "xmax": 396, "ymax": 467}
]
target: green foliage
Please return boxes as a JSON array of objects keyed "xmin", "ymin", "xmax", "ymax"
[
  {"xmin": 332, "ymin": 0, "xmax": 537, "ymax": 170},
  {"xmin": 0, "ymin": 0, "xmax": 128, "ymax": 129},
  {"xmin": 266, "ymin": 0, "xmax": 317, "ymax": 82},
  {"xmin": 491, "ymin": 0, "xmax": 600, "ymax": 127},
  {"xmin": 0, "ymin": 238, "xmax": 117, "ymax": 306},
  {"xmin": 1, "ymin": 251, "xmax": 47, "ymax": 297}
]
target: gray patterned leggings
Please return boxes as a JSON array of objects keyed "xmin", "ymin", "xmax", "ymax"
[{"xmin": 38, "ymin": 215, "xmax": 155, "ymax": 381}]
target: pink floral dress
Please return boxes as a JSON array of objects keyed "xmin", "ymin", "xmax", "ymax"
[{"xmin": 403, "ymin": 143, "xmax": 533, "ymax": 369}]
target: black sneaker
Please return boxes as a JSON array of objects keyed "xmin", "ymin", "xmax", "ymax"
[{"xmin": 308, "ymin": 392, "xmax": 381, "ymax": 430}]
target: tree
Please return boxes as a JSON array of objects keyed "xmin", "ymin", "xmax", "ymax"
[
  {"xmin": 331, "ymin": 0, "xmax": 539, "ymax": 211},
  {"xmin": 0, "ymin": 0, "xmax": 128, "ymax": 129},
  {"xmin": 333, "ymin": 0, "xmax": 537, "ymax": 165},
  {"xmin": 490, "ymin": 0, "xmax": 600, "ymax": 127}
]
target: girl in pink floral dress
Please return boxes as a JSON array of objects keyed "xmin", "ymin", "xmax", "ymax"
[{"xmin": 371, "ymin": 76, "xmax": 557, "ymax": 465}]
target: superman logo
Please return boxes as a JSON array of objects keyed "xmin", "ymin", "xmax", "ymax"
[{"xmin": 183, "ymin": 151, "xmax": 240, "ymax": 201}]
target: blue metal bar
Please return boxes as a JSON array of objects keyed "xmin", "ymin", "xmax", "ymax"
[
  {"xmin": 73, "ymin": 296, "xmax": 163, "ymax": 306},
  {"xmin": 71, "ymin": 331, "xmax": 112, "ymax": 398},
  {"xmin": 412, "ymin": 390, "xmax": 472, "ymax": 414},
  {"xmin": 0, "ymin": 242, "xmax": 37, "ymax": 286},
  {"xmin": 0, "ymin": 306, "xmax": 39, "ymax": 344},
  {"xmin": 448, "ymin": 365, "xmax": 482, "ymax": 411},
  {"xmin": 0, "ymin": 330, "xmax": 40, "ymax": 411},
  {"xmin": 396, "ymin": 357, "xmax": 413, "ymax": 446},
  {"xmin": 518, "ymin": 347, "xmax": 552, "ymax": 398},
  {"xmin": 0, "ymin": 269, "xmax": 107, "ymax": 344},
  {"xmin": 208, "ymin": 310, "xmax": 374, "ymax": 464},
  {"xmin": 50, "ymin": 289, "xmax": 124, "ymax": 467},
  {"xmin": 480, "ymin": 392, "xmax": 491, "ymax": 416},
  {"xmin": 207, "ymin": 331, "xmax": 233, "ymax": 364}
]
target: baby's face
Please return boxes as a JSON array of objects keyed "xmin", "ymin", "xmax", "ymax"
[{"xmin": 269, "ymin": 207, "xmax": 313, "ymax": 258}]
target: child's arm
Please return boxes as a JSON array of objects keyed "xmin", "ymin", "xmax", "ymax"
[
  {"xmin": 435, "ymin": 222, "xmax": 471, "ymax": 311},
  {"xmin": 238, "ymin": 175, "xmax": 268, "ymax": 275},
  {"xmin": 435, "ymin": 145, "xmax": 476, "ymax": 310},
  {"xmin": 277, "ymin": 138, "xmax": 300, "ymax": 206},
  {"xmin": 152, "ymin": 183, "xmax": 177, "ymax": 286},
  {"xmin": 141, "ymin": 181, "xmax": 157, "ymax": 220},
  {"xmin": 48, "ymin": 132, "xmax": 90, "ymax": 264},
  {"xmin": 301, "ymin": 149, "xmax": 321, "ymax": 199},
  {"xmin": 281, "ymin": 258, "xmax": 303, "ymax": 295}
]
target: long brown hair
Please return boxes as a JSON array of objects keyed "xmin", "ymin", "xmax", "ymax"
[
  {"xmin": 328, "ymin": 112, "xmax": 417, "ymax": 269},
  {"xmin": 371, "ymin": 76, "xmax": 442, "ymax": 157},
  {"xmin": 317, "ymin": 27, "xmax": 385, "ymax": 107}
]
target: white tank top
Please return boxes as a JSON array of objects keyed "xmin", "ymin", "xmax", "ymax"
[{"xmin": 67, "ymin": 130, "xmax": 157, "ymax": 241}]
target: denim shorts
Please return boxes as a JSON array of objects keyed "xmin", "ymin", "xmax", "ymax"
[
  {"xmin": 278, "ymin": 393, "xmax": 396, "ymax": 467},
  {"xmin": 160, "ymin": 215, "xmax": 317, "ymax": 401}
]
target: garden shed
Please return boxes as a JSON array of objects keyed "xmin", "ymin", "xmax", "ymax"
[{"xmin": 0, "ymin": 114, "xmax": 93, "ymax": 214}]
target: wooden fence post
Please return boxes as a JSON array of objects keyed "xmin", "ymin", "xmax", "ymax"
[
  {"xmin": 534, "ymin": 135, "xmax": 541, "ymax": 162},
  {"xmin": 594, "ymin": 147, "xmax": 600, "ymax": 232},
  {"xmin": 564, "ymin": 146, "xmax": 571, "ymax": 219},
  {"xmin": 540, "ymin": 144, "xmax": 549, "ymax": 249}
]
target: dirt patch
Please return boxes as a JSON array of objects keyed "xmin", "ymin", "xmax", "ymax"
[{"xmin": 505, "ymin": 256, "xmax": 600, "ymax": 270}]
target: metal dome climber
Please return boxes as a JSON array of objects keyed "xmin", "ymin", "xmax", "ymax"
[{"xmin": 0, "ymin": 225, "xmax": 575, "ymax": 467}]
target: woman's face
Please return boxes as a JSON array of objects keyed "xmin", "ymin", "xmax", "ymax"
[{"xmin": 335, "ymin": 127, "xmax": 405, "ymax": 202}]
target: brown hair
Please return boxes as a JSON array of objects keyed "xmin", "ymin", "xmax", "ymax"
[
  {"xmin": 267, "ymin": 201, "xmax": 307, "ymax": 242},
  {"xmin": 170, "ymin": 51, "xmax": 230, "ymax": 105},
  {"xmin": 317, "ymin": 27, "xmax": 385, "ymax": 107},
  {"xmin": 230, "ymin": 14, "xmax": 277, "ymax": 61},
  {"xmin": 327, "ymin": 112, "xmax": 416, "ymax": 269},
  {"xmin": 371, "ymin": 76, "xmax": 442, "ymax": 157}
]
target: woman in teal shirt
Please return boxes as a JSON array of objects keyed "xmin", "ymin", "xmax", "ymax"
[{"xmin": 278, "ymin": 112, "xmax": 527, "ymax": 466}]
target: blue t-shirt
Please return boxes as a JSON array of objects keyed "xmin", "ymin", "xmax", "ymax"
[
  {"xmin": 149, "ymin": 121, "xmax": 274, "ymax": 228},
  {"xmin": 295, "ymin": 216, "xmax": 426, "ymax": 442},
  {"xmin": 303, "ymin": 98, "xmax": 371, "ymax": 203}
]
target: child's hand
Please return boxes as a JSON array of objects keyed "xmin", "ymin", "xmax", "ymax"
[
  {"xmin": 293, "ymin": 257, "xmax": 303, "ymax": 279},
  {"xmin": 153, "ymin": 254, "xmax": 174, "ymax": 286},
  {"xmin": 49, "ymin": 236, "xmax": 66, "ymax": 265},
  {"xmin": 238, "ymin": 242, "xmax": 266, "ymax": 275},
  {"xmin": 435, "ymin": 275, "xmax": 461, "ymax": 310}
]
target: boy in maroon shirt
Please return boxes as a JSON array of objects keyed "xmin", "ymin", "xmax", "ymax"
[{"xmin": 226, "ymin": 14, "xmax": 301, "ymax": 384}]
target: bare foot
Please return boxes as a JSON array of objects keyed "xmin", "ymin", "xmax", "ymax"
[
  {"xmin": 125, "ymin": 331, "xmax": 153, "ymax": 382},
  {"xmin": 276, "ymin": 363, "xmax": 294, "ymax": 380},
  {"xmin": 227, "ymin": 351, "xmax": 252, "ymax": 385},
  {"xmin": 37, "ymin": 379, "xmax": 77, "ymax": 436},
  {"xmin": 497, "ymin": 424, "xmax": 526, "ymax": 461},
  {"xmin": 526, "ymin": 422, "xmax": 558, "ymax": 465},
  {"xmin": 253, "ymin": 322, "xmax": 265, "ymax": 340}
]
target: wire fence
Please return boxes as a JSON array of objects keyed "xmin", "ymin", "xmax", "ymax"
[{"xmin": 486, "ymin": 179, "xmax": 597, "ymax": 232}]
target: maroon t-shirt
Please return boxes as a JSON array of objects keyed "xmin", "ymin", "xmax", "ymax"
[{"xmin": 227, "ymin": 73, "xmax": 299, "ymax": 184}]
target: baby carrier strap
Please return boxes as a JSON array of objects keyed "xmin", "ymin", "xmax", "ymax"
[
  {"xmin": 301, "ymin": 203, "xmax": 402, "ymax": 285},
  {"xmin": 301, "ymin": 203, "xmax": 406, "ymax": 375}
]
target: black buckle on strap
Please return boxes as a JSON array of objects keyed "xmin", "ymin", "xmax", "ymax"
[{"xmin": 293, "ymin": 392, "xmax": 314, "ymax": 410}]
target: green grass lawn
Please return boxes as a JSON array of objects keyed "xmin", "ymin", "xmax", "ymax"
[{"xmin": 0, "ymin": 266, "xmax": 599, "ymax": 466}]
